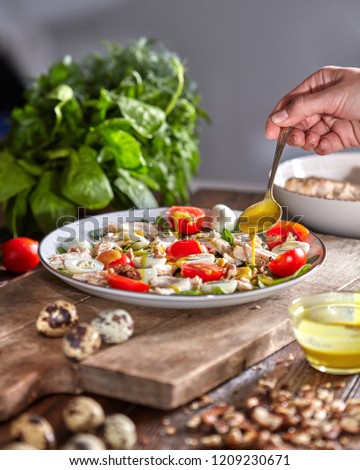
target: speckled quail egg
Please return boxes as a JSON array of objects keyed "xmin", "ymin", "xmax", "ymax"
[
  {"xmin": 211, "ymin": 204, "xmax": 237, "ymax": 232},
  {"xmin": 62, "ymin": 434, "xmax": 106, "ymax": 450},
  {"xmin": 36, "ymin": 299, "xmax": 78, "ymax": 337},
  {"xmin": 91, "ymin": 309, "xmax": 134, "ymax": 344},
  {"xmin": 10, "ymin": 413, "xmax": 56, "ymax": 450},
  {"xmin": 97, "ymin": 413, "xmax": 137, "ymax": 450},
  {"xmin": 63, "ymin": 323, "xmax": 101, "ymax": 361},
  {"xmin": 63, "ymin": 396, "xmax": 105, "ymax": 433}
]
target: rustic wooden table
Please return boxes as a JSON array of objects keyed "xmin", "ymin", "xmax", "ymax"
[{"xmin": 1, "ymin": 189, "xmax": 360, "ymax": 450}]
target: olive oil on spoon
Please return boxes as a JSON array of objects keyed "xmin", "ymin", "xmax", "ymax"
[{"xmin": 239, "ymin": 127, "xmax": 293, "ymax": 265}]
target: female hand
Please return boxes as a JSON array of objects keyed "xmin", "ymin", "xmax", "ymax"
[{"xmin": 265, "ymin": 66, "xmax": 360, "ymax": 155}]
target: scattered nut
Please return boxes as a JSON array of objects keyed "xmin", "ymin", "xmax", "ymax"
[
  {"xmin": 63, "ymin": 434, "xmax": 106, "ymax": 450},
  {"xmin": 63, "ymin": 323, "xmax": 101, "ymax": 361},
  {"xmin": 3, "ymin": 442, "xmax": 37, "ymax": 450},
  {"xmin": 184, "ymin": 437, "xmax": 199, "ymax": 447},
  {"xmin": 97, "ymin": 413, "xmax": 137, "ymax": 449},
  {"xmin": 340, "ymin": 417, "xmax": 360, "ymax": 434},
  {"xmin": 63, "ymin": 396, "xmax": 105, "ymax": 433},
  {"xmin": 186, "ymin": 415, "xmax": 202, "ymax": 429},
  {"xmin": 200, "ymin": 434, "xmax": 222, "ymax": 448},
  {"xmin": 165, "ymin": 426, "xmax": 176, "ymax": 436},
  {"xmin": 251, "ymin": 406, "xmax": 283, "ymax": 431},
  {"xmin": 91, "ymin": 309, "xmax": 134, "ymax": 344},
  {"xmin": 36, "ymin": 300, "xmax": 78, "ymax": 337},
  {"xmin": 10, "ymin": 413, "xmax": 56, "ymax": 450}
]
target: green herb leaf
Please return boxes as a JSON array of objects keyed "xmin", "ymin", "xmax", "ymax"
[
  {"xmin": 114, "ymin": 169, "xmax": 158, "ymax": 208},
  {"xmin": 0, "ymin": 151, "xmax": 36, "ymax": 201},
  {"xmin": 307, "ymin": 254, "xmax": 320, "ymax": 265},
  {"xmin": 61, "ymin": 146, "xmax": 113, "ymax": 209},
  {"xmin": 99, "ymin": 128, "xmax": 145, "ymax": 169},
  {"xmin": 221, "ymin": 228, "xmax": 234, "ymax": 245},
  {"xmin": 0, "ymin": 39, "xmax": 208, "ymax": 235},
  {"xmin": 30, "ymin": 171, "xmax": 77, "ymax": 233},
  {"xmin": 117, "ymin": 96, "xmax": 166, "ymax": 138},
  {"xmin": 257, "ymin": 264, "xmax": 313, "ymax": 287},
  {"xmin": 4, "ymin": 189, "xmax": 32, "ymax": 237}
]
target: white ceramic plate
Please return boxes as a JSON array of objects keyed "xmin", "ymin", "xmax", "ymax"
[
  {"xmin": 39, "ymin": 208, "xmax": 326, "ymax": 309},
  {"xmin": 274, "ymin": 152, "xmax": 360, "ymax": 238}
]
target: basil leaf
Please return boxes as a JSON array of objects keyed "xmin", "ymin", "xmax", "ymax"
[
  {"xmin": 0, "ymin": 151, "xmax": 35, "ymax": 201},
  {"xmin": 221, "ymin": 228, "xmax": 234, "ymax": 245},
  {"xmin": 30, "ymin": 171, "xmax": 77, "ymax": 233},
  {"xmin": 62, "ymin": 146, "xmax": 113, "ymax": 209}
]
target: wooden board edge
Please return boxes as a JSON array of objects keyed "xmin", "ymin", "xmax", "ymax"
[{"xmin": 79, "ymin": 320, "xmax": 294, "ymax": 410}]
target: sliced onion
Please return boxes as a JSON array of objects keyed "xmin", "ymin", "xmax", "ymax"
[
  {"xmin": 132, "ymin": 255, "xmax": 167, "ymax": 268},
  {"xmin": 201, "ymin": 280, "xmax": 238, "ymax": 295},
  {"xmin": 272, "ymin": 241, "xmax": 310, "ymax": 255},
  {"xmin": 131, "ymin": 235, "xmax": 150, "ymax": 251},
  {"xmin": 176, "ymin": 253, "xmax": 215, "ymax": 268},
  {"xmin": 137, "ymin": 267, "xmax": 158, "ymax": 283}
]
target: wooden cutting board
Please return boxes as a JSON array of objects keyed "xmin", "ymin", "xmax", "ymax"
[{"xmin": 1, "ymin": 234, "xmax": 360, "ymax": 422}]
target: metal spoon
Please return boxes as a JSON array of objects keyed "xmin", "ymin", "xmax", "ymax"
[{"xmin": 239, "ymin": 126, "xmax": 292, "ymax": 235}]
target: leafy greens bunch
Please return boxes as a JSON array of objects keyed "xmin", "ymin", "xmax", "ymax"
[{"xmin": 0, "ymin": 38, "xmax": 208, "ymax": 235}]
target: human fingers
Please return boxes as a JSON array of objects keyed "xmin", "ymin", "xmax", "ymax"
[
  {"xmin": 287, "ymin": 128, "xmax": 306, "ymax": 147},
  {"xmin": 265, "ymin": 68, "xmax": 333, "ymax": 139},
  {"xmin": 300, "ymin": 120, "xmax": 331, "ymax": 150},
  {"xmin": 315, "ymin": 132, "xmax": 344, "ymax": 155},
  {"xmin": 269, "ymin": 87, "xmax": 338, "ymax": 129}
]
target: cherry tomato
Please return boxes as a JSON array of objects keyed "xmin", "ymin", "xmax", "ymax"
[
  {"xmin": 181, "ymin": 263, "xmax": 224, "ymax": 282},
  {"xmin": 107, "ymin": 272, "xmax": 150, "ymax": 292},
  {"xmin": 0, "ymin": 237, "xmax": 40, "ymax": 273},
  {"xmin": 266, "ymin": 221, "xmax": 309, "ymax": 250},
  {"xmin": 108, "ymin": 252, "xmax": 133, "ymax": 268},
  {"xmin": 166, "ymin": 239, "xmax": 203, "ymax": 262},
  {"xmin": 167, "ymin": 206, "xmax": 205, "ymax": 235},
  {"xmin": 268, "ymin": 248, "xmax": 307, "ymax": 277}
]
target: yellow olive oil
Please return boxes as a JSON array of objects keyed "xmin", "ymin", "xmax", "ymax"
[{"xmin": 290, "ymin": 293, "xmax": 360, "ymax": 374}]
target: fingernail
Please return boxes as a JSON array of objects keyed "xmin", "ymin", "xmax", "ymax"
[{"xmin": 271, "ymin": 109, "xmax": 288, "ymax": 124}]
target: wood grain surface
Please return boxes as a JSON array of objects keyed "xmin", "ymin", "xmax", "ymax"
[
  {"xmin": 1, "ymin": 189, "xmax": 360, "ymax": 450},
  {"xmin": 1, "ymin": 218, "xmax": 360, "ymax": 419}
]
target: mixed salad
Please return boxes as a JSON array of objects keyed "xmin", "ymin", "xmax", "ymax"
[{"xmin": 48, "ymin": 204, "xmax": 319, "ymax": 296}]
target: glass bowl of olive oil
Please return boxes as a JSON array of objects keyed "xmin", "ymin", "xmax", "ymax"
[{"xmin": 289, "ymin": 291, "xmax": 360, "ymax": 374}]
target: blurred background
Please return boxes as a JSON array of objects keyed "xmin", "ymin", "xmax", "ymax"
[{"xmin": 1, "ymin": 0, "xmax": 360, "ymax": 192}]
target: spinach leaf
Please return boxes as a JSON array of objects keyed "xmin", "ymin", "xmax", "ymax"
[
  {"xmin": 99, "ymin": 128, "xmax": 145, "ymax": 169},
  {"xmin": 114, "ymin": 169, "xmax": 158, "ymax": 208},
  {"xmin": 0, "ymin": 151, "xmax": 35, "ymax": 201},
  {"xmin": 4, "ymin": 189, "xmax": 32, "ymax": 237},
  {"xmin": 61, "ymin": 146, "xmax": 113, "ymax": 209},
  {"xmin": 117, "ymin": 96, "xmax": 166, "ymax": 138},
  {"xmin": 0, "ymin": 39, "xmax": 208, "ymax": 235},
  {"xmin": 30, "ymin": 171, "xmax": 77, "ymax": 233}
]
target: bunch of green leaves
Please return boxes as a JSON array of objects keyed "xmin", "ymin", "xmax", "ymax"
[{"xmin": 0, "ymin": 38, "xmax": 208, "ymax": 235}]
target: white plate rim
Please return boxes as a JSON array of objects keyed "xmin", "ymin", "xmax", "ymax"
[{"xmin": 39, "ymin": 207, "xmax": 326, "ymax": 309}]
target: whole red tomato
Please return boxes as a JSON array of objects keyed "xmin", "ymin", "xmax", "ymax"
[
  {"xmin": 1, "ymin": 237, "xmax": 40, "ymax": 273},
  {"xmin": 268, "ymin": 248, "xmax": 306, "ymax": 277}
]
